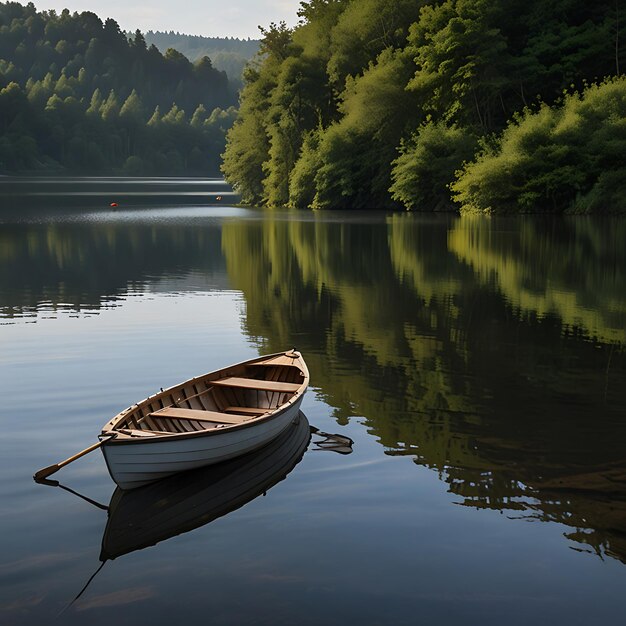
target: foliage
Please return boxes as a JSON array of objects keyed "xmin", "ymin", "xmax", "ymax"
[
  {"xmin": 390, "ymin": 122, "xmax": 477, "ymax": 211},
  {"xmin": 223, "ymin": 0, "xmax": 625, "ymax": 212},
  {"xmin": 451, "ymin": 77, "xmax": 626, "ymax": 214},
  {"xmin": 0, "ymin": 2, "xmax": 238, "ymax": 174}
]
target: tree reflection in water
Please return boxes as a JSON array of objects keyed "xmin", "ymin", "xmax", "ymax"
[
  {"xmin": 2, "ymin": 212, "xmax": 624, "ymax": 562},
  {"xmin": 222, "ymin": 214, "xmax": 626, "ymax": 563}
]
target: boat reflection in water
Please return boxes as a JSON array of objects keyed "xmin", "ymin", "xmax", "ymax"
[{"xmin": 101, "ymin": 411, "xmax": 312, "ymax": 562}]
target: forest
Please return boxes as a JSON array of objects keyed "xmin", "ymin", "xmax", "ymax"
[
  {"xmin": 143, "ymin": 31, "xmax": 259, "ymax": 87},
  {"xmin": 0, "ymin": 1, "xmax": 238, "ymax": 175},
  {"xmin": 223, "ymin": 0, "xmax": 626, "ymax": 214}
]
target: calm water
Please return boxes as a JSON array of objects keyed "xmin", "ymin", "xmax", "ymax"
[{"xmin": 1, "ymin": 181, "xmax": 625, "ymax": 625}]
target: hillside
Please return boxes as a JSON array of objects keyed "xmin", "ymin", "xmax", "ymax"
[
  {"xmin": 223, "ymin": 0, "xmax": 625, "ymax": 214},
  {"xmin": 0, "ymin": 2, "xmax": 238, "ymax": 175},
  {"xmin": 144, "ymin": 31, "xmax": 260, "ymax": 85}
]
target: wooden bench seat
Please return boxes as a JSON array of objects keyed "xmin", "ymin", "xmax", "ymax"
[
  {"xmin": 149, "ymin": 407, "xmax": 250, "ymax": 424},
  {"xmin": 224, "ymin": 406, "xmax": 267, "ymax": 416},
  {"xmin": 210, "ymin": 377, "xmax": 301, "ymax": 393}
]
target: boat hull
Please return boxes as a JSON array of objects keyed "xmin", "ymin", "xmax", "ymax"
[
  {"xmin": 101, "ymin": 413, "xmax": 311, "ymax": 560},
  {"xmin": 102, "ymin": 395, "xmax": 304, "ymax": 490}
]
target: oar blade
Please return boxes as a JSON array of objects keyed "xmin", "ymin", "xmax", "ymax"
[
  {"xmin": 33, "ymin": 435, "xmax": 114, "ymax": 483},
  {"xmin": 34, "ymin": 464, "xmax": 61, "ymax": 482}
]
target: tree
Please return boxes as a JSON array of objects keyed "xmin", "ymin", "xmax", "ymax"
[
  {"xmin": 147, "ymin": 105, "xmax": 161, "ymax": 126},
  {"xmin": 390, "ymin": 122, "xmax": 478, "ymax": 211},
  {"xmin": 451, "ymin": 77, "xmax": 626, "ymax": 214},
  {"xmin": 0, "ymin": 2, "xmax": 238, "ymax": 175},
  {"xmin": 190, "ymin": 104, "xmax": 207, "ymax": 128},
  {"xmin": 120, "ymin": 89, "xmax": 144, "ymax": 122},
  {"xmin": 100, "ymin": 89, "xmax": 120, "ymax": 122},
  {"xmin": 161, "ymin": 103, "xmax": 185, "ymax": 125},
  {"xmin": 86, "ymin": 87, "xmax": 103, "ymax": 115}
]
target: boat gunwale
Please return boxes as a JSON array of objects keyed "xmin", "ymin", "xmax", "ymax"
[{"xmin": 101, "ymin": 351, "xmax": 309, "ymax": 446}]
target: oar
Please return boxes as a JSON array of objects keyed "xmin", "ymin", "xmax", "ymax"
[{"xmin": 34, "ymin": 434, "xmax": 116, "ymax": 482}]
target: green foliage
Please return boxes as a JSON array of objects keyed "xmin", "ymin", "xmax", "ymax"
[
  {"xmin": 223, "ymin": 0, "xmax": 625, "ymax": 212},
  {"xmin": 288, "ymin": 129, "xmax": 321, "ymax": 209},
  {"xmin": 190, "ymin": 104, "xmax": 207, "ymax": 128},
  {"xmin": 120, "ymin": 89, "xmax": 144, "ymax": 122},
  {"xmin": 326, "ymin": 0, "xmax": 424, "ymax": 87},
  {"xmin": 406, "ymin": 0, "xmax": 511, "ymax": 130},
  {"xmin": 390, "ymin": 122, "xmax": 478, "ymax": 211},
  {"xmin": 100, "ymin": 89, "xmax": 120, "ymax": 122},
  {"xmin": 309, "ymin": 48, "xmax": 419, "ymax": 209},
  {"xmin": 451, "ymin": 77, "xmax": 626, "ymax": 214},
  {"xmin": 221, "ymin": 107, "xmax": 269, "ymax": 204},
  {"xmin": 222, "ymin": 22, "xmax": 291, "ymax": 204},
  {"xmin": 0, "ymin": 1, "xmax": 238, "ymax": 175}
]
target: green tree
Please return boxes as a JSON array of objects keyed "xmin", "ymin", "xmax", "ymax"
[
  {"xmin": 310, "ymin": 47, "xmax": 418, "ymax": 209},
  {"xmin": 86, "ymin": 87, "xmax": 103, "ymax": 116},
  {"xmin": 390, "ymin": 122, "xmax": 478, "ymax": 211},
  {"xmin": 190, "ymin": 104, "xmax": 207, "ymax": 128},
  {"xmin": 451, "ymin": 77, "xmax": 626, "ymax": 214},
  {"xmin": 120, "ymin": 89, "xmax": 144, "ymax": 123},
  {"xmin": 147, "ymin": 105, "xmax": 161, "ymax": 126},
  {"xmin": 100, "ymin": 89, "xmax": 120, "ymax": 122},
  {"xmin": 0, "ymin": 2, "xmax": 239, "ymax": 175}
]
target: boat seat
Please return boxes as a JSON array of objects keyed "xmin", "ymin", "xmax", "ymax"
[
  {"xmin": 210, "ymin": 377, "xmax": 301, "ymax": 393},
  {"xmin": 150, "ymin": 407, "xmax": 250, "ymax": 424},
  {"xmin": 224, "ymin": 406, "xmax": 267, "ymax": 415}
]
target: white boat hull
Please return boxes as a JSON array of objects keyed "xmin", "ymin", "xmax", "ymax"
[
  {"xmin": 101, "ymin": 413, "xmax": 311, "ymax": 560},
  {"xmin": 102, "ymin": 396, "xmax": 304, "ymax": 490}
]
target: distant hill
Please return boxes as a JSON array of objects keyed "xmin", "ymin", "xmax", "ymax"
[
  {"xmin": 0, "ymin": 2, "xmax": 238, "ymax": 175},
  {"xmin": 144, "ymin": 32, "xmax": 260, "ymax": 85}
]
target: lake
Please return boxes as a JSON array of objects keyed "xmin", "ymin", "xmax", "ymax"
[{"xmin": 1, "ymin": 179, "xmax": 625, "ymax": 625}]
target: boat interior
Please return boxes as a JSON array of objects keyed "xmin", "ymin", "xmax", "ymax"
[{"xmin": 111, "ymin": 356, "xmax": 306, "ymax": 438}]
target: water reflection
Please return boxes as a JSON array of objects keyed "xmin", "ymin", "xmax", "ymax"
[
  {"xmin": 35, "ymin": 415, "xmax": 311, "ymax": 612},
  {"xmin": 0, "ymin": 220, "xmax": 227, "ymax": 319},
  {"xmin": 2, "ymin": 211, "xmax": 625, "ymax": 565},
  {"xmin": 221, "ymin": 214, "xmax": 626, "ymax": 563},
  {"xmin": 448, "ymin": 217, "xmax": 626, "ymax": 344}
]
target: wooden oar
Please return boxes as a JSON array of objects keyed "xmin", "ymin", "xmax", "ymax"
[{"xmin": 33, "ymin": 435, "xmax": 116, "ymax": 482}]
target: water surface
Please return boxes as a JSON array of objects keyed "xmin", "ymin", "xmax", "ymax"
[{"xmin": 1, "ymin": 184, "xmax": 625, "ymax": 625}]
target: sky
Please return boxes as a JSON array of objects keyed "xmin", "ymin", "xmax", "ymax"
[{"xmin": 31, "ymin": 0, "xmax": 302, "ymax": 39}]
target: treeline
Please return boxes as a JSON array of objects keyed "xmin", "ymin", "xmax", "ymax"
[
  {"xmin": 223, "ymin": 0, "xmax": 625, "ymax": 213},
  {"xmin": 144, "ymin": 31, "xmax": 260, "ymax": 85},
  {"xmin": 0, "ymin": 2, "xmax": 237, "ymax": 174}
]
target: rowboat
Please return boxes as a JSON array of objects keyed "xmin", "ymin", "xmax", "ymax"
[
  {"xmin": 101, "ymin": 412, "xmax": 311, "ymax": 561},
  {"xmin": 97, "ymin": 350, "xmax": 309, "ymax": 490}
]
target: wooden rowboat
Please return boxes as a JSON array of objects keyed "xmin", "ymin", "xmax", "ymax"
[
  {"xmin": 101, "ymin": 412, "xmax": 311, "ymax": 561},
  {"xmin": 97, "ymin": 350, "xmax": 309, "ymax": 490}
]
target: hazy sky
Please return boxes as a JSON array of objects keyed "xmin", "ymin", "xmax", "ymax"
[{"xmin": 31, "ymin": 1, "xmax": 302, "ymax": 39}]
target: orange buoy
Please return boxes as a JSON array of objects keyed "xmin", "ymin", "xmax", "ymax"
[{"xmin": 110, "ymin": 202, "xmax": 118, "ymax": 207}]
